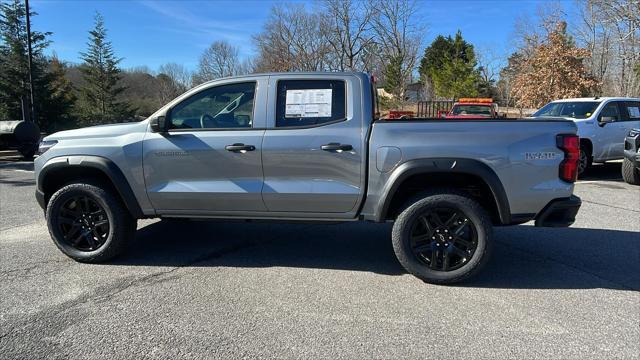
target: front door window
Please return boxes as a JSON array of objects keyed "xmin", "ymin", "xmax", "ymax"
[{"xmin": 169, "ymin": 82, "xmax": 256, "ymax": 129}]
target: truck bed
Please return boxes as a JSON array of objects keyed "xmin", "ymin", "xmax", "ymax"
[{"xmin": 361, "ymin": 118, "xmax": 578, "ymax": 220}]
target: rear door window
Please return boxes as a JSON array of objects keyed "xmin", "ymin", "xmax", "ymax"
[
  {"xmin": 275, "ymin": 80, "xmax": 346, "ymax": 128},
  {"xmin": 623, "ymin": 101, "xmax": 640, "ymax": 120}
]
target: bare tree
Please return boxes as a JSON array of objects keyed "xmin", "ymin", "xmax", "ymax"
[
  {"xmin": 237, "ymin": 57, "xmax": 255, "ymax": 76},
  {"xmin": 476, "ymin": 46, "xmax": 501, "ymax": 85},
  {"xmin": 193, "ymin": 40, "xmax": 240, "ymax": 85},
  {"xmin": 575, "ymin": 0, "xmax": 639, "ymax": 96},
  {"xmin": 158, "ymin": 62, "xmax": 192, "ymax": 92},
  {"xmin": 371, "ymin": 0, "xmax": 422, "ymax": 100},
  {"xmin": 253, "ymin": 3, "xmax": 332, "ymax": 72},
  {"xmin": 322, "ymin": 0, "xmax": 375, "ymax": 71}
]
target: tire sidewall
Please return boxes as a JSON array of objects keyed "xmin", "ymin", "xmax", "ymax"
[
  {"xmin": 392, "ymin": 194, "xmax": 492, "ymax": 284},
  {"xmin": 46, "ymin": 184, "xmax": 119, "ymax": 260},
  {"xmin": 622, "ymin": 158, "xmax": 640, "ymax": 185},
  {"xmin": 578, "ymin": 146, "xmax": 590, "ymax": 175}
]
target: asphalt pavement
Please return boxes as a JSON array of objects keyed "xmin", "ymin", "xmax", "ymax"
[{"xmin": 0, "ymin": 157, "xmax": 638, "ymax": 359}]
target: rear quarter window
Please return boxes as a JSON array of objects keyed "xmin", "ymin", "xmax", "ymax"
[{"xmin": 275, "ymin": 80, "xmax": 346, "ymax": 128}]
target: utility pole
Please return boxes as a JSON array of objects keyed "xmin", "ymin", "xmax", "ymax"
[{"xmin": 25, "ymin": 0, "xmax": 36, "ymax": 123}]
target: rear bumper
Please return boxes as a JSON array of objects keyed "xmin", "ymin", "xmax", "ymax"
[{"xmin": 534, "ymin": 195, "xmax": 581, "ymax": 227}]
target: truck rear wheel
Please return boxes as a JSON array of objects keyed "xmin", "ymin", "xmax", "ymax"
[
  {"xmin": 621, "ymin": 158, "xmax": 640, "ymax": 185},
  {"xmin": 392, "ymin": 190, "xmax": 492, "ymax": 284},
  {"xmin": 46, "ymin": 181, "xmax": 136, "ymax": 263}
]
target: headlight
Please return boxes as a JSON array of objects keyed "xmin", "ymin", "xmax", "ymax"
[{"xmin": 37, "ymin": 140, "xmax": 58, "ymax": 155}]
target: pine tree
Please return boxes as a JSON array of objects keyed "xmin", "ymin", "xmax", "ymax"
[
  {"xmin": 0, "ymin": 0, "xmax": 59, "ymax": 128},
  {"xmin": 42, "ymin": 55, "xmax": 76, "ymax": 131},
  {"xmin": 383, "ymin": 55, "xmax": 404, "ymax": 106},
  {"xmin": 78, "ymin": 12, "xmax": 129, "ymax": 124},
  {"xmin": 418, "ymin": 31, "xmax": 482, "ymax": 99}
]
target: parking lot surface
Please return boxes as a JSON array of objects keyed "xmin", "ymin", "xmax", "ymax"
[{"xmin": 1, "ymin": 158, "xmax": 638, "ymax": 359}]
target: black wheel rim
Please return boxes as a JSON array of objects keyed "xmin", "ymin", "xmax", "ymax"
[
  {"xmin": 57, "ymin": 196, "xmax": 110, "ymax": 251},
  {"xmin": 409, "ymin": 207, "xmax": 478, "ymax": 272},
  {"xmin": 578, "ymin": 150, "xmax": 587, "ymax": 174}
]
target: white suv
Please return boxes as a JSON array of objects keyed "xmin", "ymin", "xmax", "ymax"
[{"xmin": 532, "ymin": 97, "xmax": 640, "ymax": 174}]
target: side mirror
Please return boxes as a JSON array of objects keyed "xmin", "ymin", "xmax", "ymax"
[
  {"xmin": 150, "ymin": 115, "xmax": 167, "ymax": 133},
  {"xmin": 598, "ymin": 116, "xmax": 615, "ymax": 126}
]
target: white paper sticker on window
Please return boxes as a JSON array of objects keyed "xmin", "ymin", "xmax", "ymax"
[
  {"xmin": 285, "ymin": 89, "xmax": 332, "ymax": 118},
  {"xmin": 628, "ymin": 106, "xmax": 640, "ymax": 118}
]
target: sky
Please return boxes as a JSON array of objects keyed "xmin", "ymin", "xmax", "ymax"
[{"xmin": 29, "ymin": 0, "xmax": 576, "ymax": 72}]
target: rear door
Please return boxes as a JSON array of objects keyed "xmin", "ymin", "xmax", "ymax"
[{"xmin": 260, "ymin": 75, "xmax": 367, "ymax": 217}]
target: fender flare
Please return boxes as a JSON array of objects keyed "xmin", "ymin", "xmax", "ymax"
[
  {"xmin": 375, "ymin": 158, "xmax": 511, "ymax": 224},
  {"xmin": 37, "ymin": 155, "xmax": 144, "ymax": 218}
]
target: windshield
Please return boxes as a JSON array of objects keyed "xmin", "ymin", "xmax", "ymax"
[
  {"xmin": 532, "ymin": 101, "xmax": 599, "ymax": 119},
  {"xmin": 451, "ymin": 105, "xmax": 492, "ymax": 116}
]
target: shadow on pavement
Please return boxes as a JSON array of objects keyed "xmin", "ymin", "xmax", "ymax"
[
  {"xmin": 579, "ymin": 162, "xmax": 623, "ymax": 182},
  {"xmin": 0, "ymin": 161, "xmax": 35, "ymax": 187},
  {"xmin": 116, "ymin": 219, "xmax": 639, "ymax": 291}
]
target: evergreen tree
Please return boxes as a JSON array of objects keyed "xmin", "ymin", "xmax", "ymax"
[
  {"xmin": 418, "ymin": 31, "xmax": 481, "ymax": 99},
  {"xmin": 0, "ymin": 0, "xmax": 67, "ymax": 130},
  {"xmin": 43, "ymin": 55, "xmax": 76, "ymax": 131},
  {"xmin": 418, "ymin": 35, "xmax": 451, "ymax": 83},
  {"xmin": 78, "ymin": 12, "xmax": 129, "ymax": 124},
  {"xmin": 383, "ymin": 55, "xmax": 404, "ymax": 106}
]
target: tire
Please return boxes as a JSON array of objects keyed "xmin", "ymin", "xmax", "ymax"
[
  {"xmin": 391, "ymin": 189, "xmax": 493, "ymax": 285},
  {"xmin": 621, "ymin": 158, "xmax": 640, "ymax": 185},
  {"xmin": 19, "ymin": 144, "xmax": 36, "ymax": 161},
  {"xmin": 46, "ymin": 181, "xmax": 136, "ymax": 263},
  {"xmin": 578, "ymin": 145, "xmax": 592, "ymax": 176}
]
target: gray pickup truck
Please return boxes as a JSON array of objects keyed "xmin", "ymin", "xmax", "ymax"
[{"xmin": 34, "ymin": 72, "xmax": 582, "ymax": 284}]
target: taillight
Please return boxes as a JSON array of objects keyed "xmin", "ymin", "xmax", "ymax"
[{"xmin": 556, "ymin": 134, "xmax": 579, "ymax": 182}]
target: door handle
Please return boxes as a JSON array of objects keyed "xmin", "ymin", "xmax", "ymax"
[
  {"xmin": 225, "ymin": 143, "xmax": 256, "ymax": 152},
  {"xmin": 321, "ymin": 143, "xmax": 353, "ymax": 151}
]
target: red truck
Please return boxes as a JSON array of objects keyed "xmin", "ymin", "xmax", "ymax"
[{"xmin": 441, "ymin": 98, "xmax": 504, "ymax": 119}]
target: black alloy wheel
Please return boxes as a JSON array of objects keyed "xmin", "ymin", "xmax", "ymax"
[
  {"xmin": 578, "ymin": 149, "xmax": 589, "ymax": 175},
  {"xmin": 409, "ymin": 208, "xmax": 477, "ymax": 272},
  {"xmin": 391, "ymin": 190, "xmax": 492, "ymax": 284},
  {"xmin": 57, "ymin": 195, "xmax": 110, "ymax": 251}
]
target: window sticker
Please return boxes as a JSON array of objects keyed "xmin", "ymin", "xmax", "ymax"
[
  {"xmin": 285, "ymin": 89, "xmax": 332, "ymax": 118},
  {"xmin": 628, "ymin": 106, "xmax": 640, "ymax": 118}
]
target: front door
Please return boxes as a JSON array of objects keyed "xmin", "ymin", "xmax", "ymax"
[
  {"xmin": 261, "ymin": 76, "xmax": 366, "ymax": 216},
  {"xmin": 595, "ymin": 101, "xmax": 628, "ymax": 160},
  {"xmin": 143, "ymin": 79, "xmax": 267, "ymax": 214}
]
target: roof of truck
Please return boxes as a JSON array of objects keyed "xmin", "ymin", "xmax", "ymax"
[
  {"xmin": 552, "ymin": 97, "xmax": 640, "ymax": 102},
  {"xmin": 196, "ymin": 71, "xmax": 371, "ymax": 88},
  {"xmin": 207, "ymin": 71, "xmax": 368, "ymax": 80}
]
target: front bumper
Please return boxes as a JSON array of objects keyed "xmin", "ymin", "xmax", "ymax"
[
  {"xmin": 534, "ymin": 195, "xmax": 581, "ymax": 227},
  {"xmin": 35, "ymin": 188, "xmax": 45, "ymax": 210},
  {"xmin": 623, "ymin": 150, "xmax": 640, "ymax": 168}
]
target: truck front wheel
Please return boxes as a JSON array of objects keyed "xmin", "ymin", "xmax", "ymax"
[
  {"xmin": 621, "ymin": 158, "xmax": 640, "ymax": 185},
  {"xmin": 46, "ymin": 182, "xmax": 136, "ymax": 263},
  {"xmin": 392, "ymin": 190, "xmax": 493, "ymax": 284}
]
